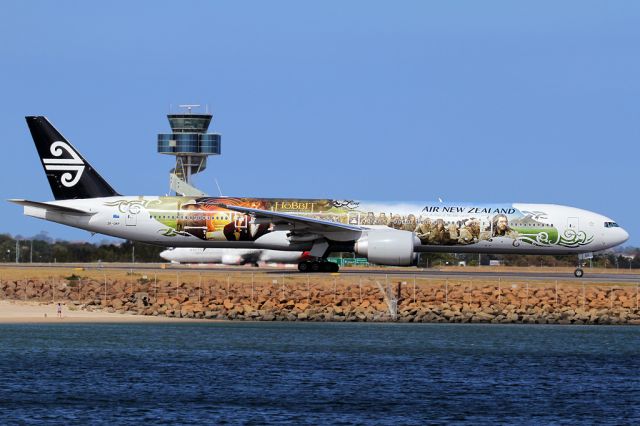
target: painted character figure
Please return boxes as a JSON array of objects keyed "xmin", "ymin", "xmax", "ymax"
[
  {"xmin": 458, "ymin": 221, "xmax": 475, "ymax": 244},
  {"xmin": 361, "ymin": 212, "xmax": 376, "ymax": 226},
  {"xmin": 375, "ymin": 212, "xmax": 388, "ymax": 226},
  {"xmin": 223, "ymin": 214, "xmax": 269, "ymax": 241},
  {"xmin": 430, "ymin": 219, "xmax": 448, "ymax": 244},
  {"xmin": 447, "ymin": 223, "xmax": 459, "ymax": 244},
  {"xmin": 389, "ymin": 214, "xmax": 404, "ymax": 230},
  {"xmin": 403, "ymin": 214, "xmax": 417, "ymax": 232},
  {"xmin": 492, "ymin": 214, "xmax": 518, "ymax": 238},
  {"xmin": 177, "ymin": 200, "xmax": 207, "ymax": 239},
  {"xmin": 465, "ymin": 218, "xmax": 484, "ymax": 241},
  {"xmin": 223, "ymin": 214, "xmax": 251, "ymax": 241},
  {"xmin": 415, "ymin": 217, "xmax": 432, "ymax": 244}
]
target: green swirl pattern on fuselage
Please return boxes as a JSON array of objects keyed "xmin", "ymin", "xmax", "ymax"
[{"xmin": 511, "ymin": 227, "xmax": 592, "ymax": 248}]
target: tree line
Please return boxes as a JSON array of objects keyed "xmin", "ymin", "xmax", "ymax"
[{"xmin": 0, "ymin": 234, "xmax": 164, "ymax": 263}]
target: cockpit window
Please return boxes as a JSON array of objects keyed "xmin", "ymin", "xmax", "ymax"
[{"xmin": 604, "ymin": 222, "xmax": 619, "ymax": 228}]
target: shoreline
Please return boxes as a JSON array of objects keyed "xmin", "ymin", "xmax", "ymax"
[{"xmin": 0, "ymin": 300, "xmax": 203, "ymax": 324}]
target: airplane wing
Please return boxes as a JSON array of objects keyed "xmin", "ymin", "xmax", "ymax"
[
  {"xmin": 213, "ymin": 203, "xmax": 363, "ymax": 233},
  {"xmin": 8, "ymin": 199, "xmax": 96, "ymax": 216}
]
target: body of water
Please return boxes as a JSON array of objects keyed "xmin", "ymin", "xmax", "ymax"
[{"xmin": 0, "ymin": 322, "xmax": 639, "ymax": 424}]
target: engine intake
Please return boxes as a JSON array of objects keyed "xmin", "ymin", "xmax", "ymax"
[{"xmin": 354, "ymin": 229, "xmax": 419, "ymax": 266}]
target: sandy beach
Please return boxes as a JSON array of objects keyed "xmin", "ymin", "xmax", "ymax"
[{"xmin": 0, "ymin": 300, "xmax": 196, "ymax": 323}]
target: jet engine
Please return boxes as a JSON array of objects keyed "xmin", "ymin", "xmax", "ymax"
[{"xmin": 354, "ymin": 229, "xmax": 419, "ymax": 266}]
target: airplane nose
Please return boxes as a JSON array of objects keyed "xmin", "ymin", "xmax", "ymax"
[{"xmin": 619, "ymin": 228, "xmax": 630, "ymax": 245}]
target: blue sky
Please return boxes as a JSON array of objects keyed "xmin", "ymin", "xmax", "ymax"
[{"xmin": 1, "ymin": 1, "xmax": 638, "ymax": 245}]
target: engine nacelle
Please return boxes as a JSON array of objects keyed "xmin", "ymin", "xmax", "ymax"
[
  {"xmin": 354, "ymin": 229, "xmax": 419, "ymax": 266},
  {"xmin": 221, "ymin": 254, "xmax": 243, "ymax": 265}
]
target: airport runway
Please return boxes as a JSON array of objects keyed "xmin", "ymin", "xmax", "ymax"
[
  {"xmin": 341, "ymin": 269, "xmax": 640, "ymax": 283},
  {"xmin": 2, "ymin": 263, "xmax": 639, "ymax": 283}
]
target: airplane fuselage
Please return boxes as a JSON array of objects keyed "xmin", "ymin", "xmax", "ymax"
[{"xmin": 24, "ymin": 196, "xmax": 628, "ymax": 256}]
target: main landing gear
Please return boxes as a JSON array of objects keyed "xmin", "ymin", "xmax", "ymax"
[
  {"xmin": 574, "ymin": 268, "xmax": 584, "ymax": 278},
  {"xmin": 298, "ymin": 260, "xmax": 340, "ymax": 273}
]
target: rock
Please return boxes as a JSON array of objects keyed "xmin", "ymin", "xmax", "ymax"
[
  {"xmin": 506, "ymin": 312, "xmax": 519, "ymax": 322},
  {"xmin": 295, "ymin": 302, "xmax": 309, "ymax": 311},
  {"xmin": 471, "ymin": 312, "xmax": 494, "ymax": 323},
  {"xmin": 442, "ymin": 310, "xmax": 456, "ymax": 319},
  {"xmin": 8, "ymin": 276, "xmax": 640, "ymax": 325}
]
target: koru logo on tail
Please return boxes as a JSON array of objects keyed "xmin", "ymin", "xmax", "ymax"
[{"xmin": 42, "ymin": 141, "xmax": 85, "ymax": 187}]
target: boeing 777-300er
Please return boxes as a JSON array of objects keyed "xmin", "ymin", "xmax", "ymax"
[
  {"xmin": 160, "ymin": 247, "xmax": 306, "ymax": 266},
  {"xmin": 9, "ymin": 117, "xmax": 629, "ymax": 276}
]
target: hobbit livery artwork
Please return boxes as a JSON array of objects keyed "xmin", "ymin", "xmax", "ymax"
[
  {"xmin": 106, "ymin": 197, "xmax": 599, "ymax": 251},
  {"xmin": 10, "ymin": 116, "xmax": 629, "ymax": 275}
]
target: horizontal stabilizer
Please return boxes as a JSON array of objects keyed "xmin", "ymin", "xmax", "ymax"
[{"xmin": 7, "ymin": 199, "xmax": 96, "ymax": 216}]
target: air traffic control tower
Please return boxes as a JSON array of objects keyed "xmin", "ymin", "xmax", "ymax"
[{"xmin": 157, "ymin": 105, "xmax": 221, "ymax": 196}]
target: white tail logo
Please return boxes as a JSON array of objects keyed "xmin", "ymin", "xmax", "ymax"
[{"xmin": 42, "ymin": 141, "xmax": 85, "ymax": 187}]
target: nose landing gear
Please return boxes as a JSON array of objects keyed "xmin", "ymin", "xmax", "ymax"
[{"xmin": 574, "ymin": 253, "xmax": 591, "ymax": 278}]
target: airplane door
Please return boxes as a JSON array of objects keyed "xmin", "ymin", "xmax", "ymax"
[
  {"xmin": 126, "ymin": 213, "xmax": 137, "ymax": 226},
  {"xmin": 567, "ymin": 217, "xmax": 579, "ymax": 231}
]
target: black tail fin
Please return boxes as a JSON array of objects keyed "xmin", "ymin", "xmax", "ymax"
[{"xmin": 26, "ymin": 116, "xmax": 119, "ymax": 200}]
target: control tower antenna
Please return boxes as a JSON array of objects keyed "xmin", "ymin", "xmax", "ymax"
[
  {"xmin": 157, "ymin": 104, "xmax": 221, "ymax": 196},
  {"xmin": 178, "ymin": 104, "xmax": 200, "ymax": 114}
]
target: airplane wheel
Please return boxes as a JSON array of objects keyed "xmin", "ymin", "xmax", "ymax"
[
  {"xmin": 329, "ymin": 262, "xmax": 339, "ymax": 273},
  {"xmin": 310, "ymin": 262, "xmax": 321, "ymax": 273},
  {"xmin": 574, "ymin": 268, "xmax": 584, "ymax": 278},
  {"xmin": 298, "ymin": 262, "xmax": 309, "ymax": 272}
]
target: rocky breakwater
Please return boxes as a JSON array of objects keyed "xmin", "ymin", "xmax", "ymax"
[{"xmin": 1, "ymin": 275, "xmax": 639, "ymax": 324}]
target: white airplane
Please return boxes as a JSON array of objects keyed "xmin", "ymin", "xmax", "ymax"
[
  {"xmin": 9, "ymin": 117, "xmax": 629, "ymax": 276},
  {"xmin": 160, "ymin": 247, "xmax": 306, "ymax": 265}
]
